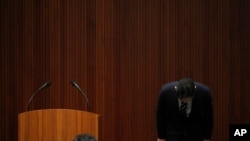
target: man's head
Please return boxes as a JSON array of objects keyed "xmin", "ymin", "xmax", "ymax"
[
  {"xmin": 73, "ymin": 134, "xmax": 96, "ymax": 141},
  {"xmin": 176, "ymin": 78, "xmax": 195, "ymax": 101}
]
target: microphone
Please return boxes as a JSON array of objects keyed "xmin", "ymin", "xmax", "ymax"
[
  {"xmin": 70, "ymin": 80, "xmax": 90, "ymax": 111},
  {"xmin": 27, "ymin": 80, "xmax": 51, "ymax": 111}
]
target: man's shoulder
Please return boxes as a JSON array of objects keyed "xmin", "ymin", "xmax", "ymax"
[
  {"xmin": 159, "ymin": 81, "xmax": 178, "ymax": 95},
  {"xmin": 194, "ymin": 82, "xmax": 211, "ymax": 96},
  {"xmin": 195, "ymin": 82, "xmax": 210, "ymax": 91},
  {"xmin": 159, "ymin": 81, "xmax": 178, "ymax": 98}
]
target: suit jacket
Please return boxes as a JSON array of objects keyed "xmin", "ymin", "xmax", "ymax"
[{"xmin": 156, "ymin": 81, "xmax": 213, "ymax": 141}]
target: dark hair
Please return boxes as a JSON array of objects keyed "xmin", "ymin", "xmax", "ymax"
[
  {"xmin": 176, "ymin": 78, "xmax": 195, "ymax": 99},
  {"xmin": 73, "ymin": 134, "xmax": 97, "ymax": 141}
]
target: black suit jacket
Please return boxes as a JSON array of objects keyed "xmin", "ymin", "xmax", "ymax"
[{"xmin": 156, "ymin": 81, "xmax": 213, "ymax": 141}]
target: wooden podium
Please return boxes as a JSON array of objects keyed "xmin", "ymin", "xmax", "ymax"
[{"xmin": 18, "ymin": 109, "xmax": 100, "ymax": 141}]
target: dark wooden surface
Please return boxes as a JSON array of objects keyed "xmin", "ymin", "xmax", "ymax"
[{"xmin": 0, "ymin": 0, "xmax": 249, "ymax": 141}]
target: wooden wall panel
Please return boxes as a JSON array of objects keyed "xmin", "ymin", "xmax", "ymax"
[
  {"xmin": 207, "ymin": 0, "xmax": 231, "ymax": 140},
  {"xmin": 0, "ymin": 0, "xmax": 250, "ymax": 141},
  {"xmin": 229, "ymin": 0, "xmax": 250, "ymax": 124}
]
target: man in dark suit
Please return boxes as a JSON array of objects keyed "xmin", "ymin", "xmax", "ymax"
[{"xmin": 156, "ymin": 78, "xmax": 213, "ymax": 141}]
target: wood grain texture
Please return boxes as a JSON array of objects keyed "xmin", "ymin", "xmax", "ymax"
[
  {"xmin": 18, "ymin": 109, "xmax": 99, "ymax": 141},
  {"xmin": 0, "ymin": 0, "xmax": 250, "ymax": 141}
]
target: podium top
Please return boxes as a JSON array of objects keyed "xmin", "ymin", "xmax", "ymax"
[{"xmin": 19, "ymin": 108, "xmax": 100, "ymax": 116}]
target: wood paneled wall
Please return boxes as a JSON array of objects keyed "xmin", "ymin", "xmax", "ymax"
[{"xmin": 0, "ymin": 0, "xmax": 249, "ymax": 141}]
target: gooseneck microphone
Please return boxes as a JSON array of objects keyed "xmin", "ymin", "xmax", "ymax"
[
  {"xmin": 27, "ymin": 80, "xmax": 51, "ymax": 111},
  {"xmin": 70, "ymin": 80, "xmax": 90, "ymax": 111}
]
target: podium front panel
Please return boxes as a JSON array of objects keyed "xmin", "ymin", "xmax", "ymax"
[{"xmin": 18, "ymin": 109, "xmax": 99, "ymax": 141}]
